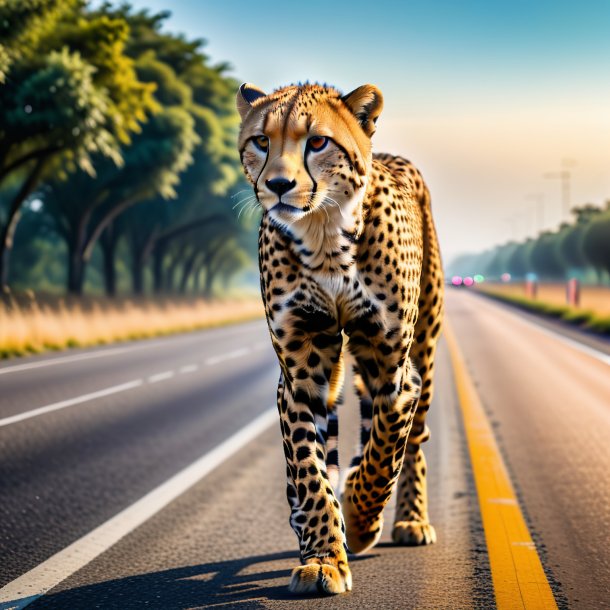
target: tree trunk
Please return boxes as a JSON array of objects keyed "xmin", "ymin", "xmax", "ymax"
[
  {"xmin": 0, "ymin": 157, "xmax": 46, "ymax": 289},
  {"xmin": 153, "ymin": 243, "xmax": 166, "ymax": 294},
  {"xmin": 203, "ymin": 269, "xmax": 215, "ymax": 299},
  {"xmin": 131, "ymin": 256, "xmax": 144, "ymax": 295},
  {"xmin": 164, "ymin": 244, "xmax": 188, "ymax": 294},
  {"xmin": 194, "ymin": 267, "xmax": 202, "ymax": 293},
  {"xmin": 179, "ymin": 250, "xmax": 201, "ymax": 294},
  {"xmin": 67, "ymin": 242, "xmax": 85, "ymax": 295},
  {"xmin": 100, "ymin": 224, "xmax": 117, "ymax": 297}
]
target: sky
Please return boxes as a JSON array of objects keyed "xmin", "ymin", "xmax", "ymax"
[{"xmin": 123, "ymin": 0, "xmax": 610, "ymax": 263}]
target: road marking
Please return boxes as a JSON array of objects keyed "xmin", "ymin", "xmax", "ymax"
[
  {"xmin": 205, "ymin": 347, "xmax": 251, "ymax": 366},
  {"xmin": 470, "ymin": 291, "xmax": 610, "ymax": 367},
  {"xmin": 511, "ymin": 313, "xmax": 610, "ymax": 367},
  {"xmin": 444, "ymin": 320, "xmax": 558, "ymax": 610},
  {"xmin": 0, "ymin": 407, "xmax": 277, "ymax": 610},
  {"xmin": 147, "ymin": 371, "xmax": 175, "ymax": 383},
  {"xmin": 0, "ymin": 380, "xmax": 143, "ymax": 428},
  {"xmin": 0, "ymin": 343, "xmax": 271, "ymax": 429},
  {"xmin": 0, "ymin": 320, "xmax": 265, "ymax": 376}
]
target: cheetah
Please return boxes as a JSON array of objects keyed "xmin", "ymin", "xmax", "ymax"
[{"xmin": 237, "ymin": 82, "xmax": 443, "ymax": 595}]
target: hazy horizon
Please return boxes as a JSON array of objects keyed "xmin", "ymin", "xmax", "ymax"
[{"xmin": 120, "ymin": 0, "xmax": 610, "ymax": 264}]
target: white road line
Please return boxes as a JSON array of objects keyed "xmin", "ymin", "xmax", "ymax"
[
  {"xmin": 0, "ymin": 380, "xmax": 143, "ymax": 428},
  {"xmin": 0, "ymin": 343, "xmax": 270, "ymax": 429},
  {"xmin": 0, "ymin": 407, "xmax": 277, "ymax": 610},
  {"xmin": 515, "ymin": 314, "xmax": 610, "ymax": 366},
  {"xmin": 147, "ymin": 371, "xmax": 175, "ymax": 383},
  {"xmin": 470, "ymin": 292, "xmax": 610, "ymax": 367},
  {"xmin": 205, "ymin": 347, "xmax": 251, "ymax": 366},
  {"xmin": 0, "ymin": 320, "xmax": 265, "ymax": 376}
]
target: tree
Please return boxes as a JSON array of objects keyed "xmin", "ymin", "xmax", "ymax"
[
  {"xmin": 44, "ymin": 103, "xmax": 198, "ymax": 293},
  {"xmin": 0, "ymin": 3, "xmax": 157, "ymax": 288},
  {"xmin": 582, "ymin": 205, "xmax": 610, "ymax": 281},
  {"xmin": 556, "ymin": 205, "xmax": 603, "ymax": 274},
  {"xmin": 0, "ymin": 0, "xmax": 77, "ymax": 83},
  {"xmin": 529, "ymin": 231, "xmax": 566, "ymax": 280},
  {"xmin": 506, "ymin": 240, "xmax": 534, "ymax": 279},
  {"xmin": 0, "ymin": 49, "xmax": 119, "ymax": 286}
]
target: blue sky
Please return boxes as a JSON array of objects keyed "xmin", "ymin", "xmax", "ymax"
[{"xmin": 122, "ymin": 0, "xmax": 610, "ymax": 261}]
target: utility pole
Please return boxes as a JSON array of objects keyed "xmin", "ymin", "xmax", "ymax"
[{"xmin": 543, "ymin": 158, "xmax": 576, "ymax": 222}]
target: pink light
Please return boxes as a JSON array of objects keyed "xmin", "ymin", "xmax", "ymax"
[
  {"xmin": 451, "ymin": 276, "xmax": 463, "ymax": 286},
  {"xmin": 463, "ymin": 276, "xmax": 474, "ymax": 286}
]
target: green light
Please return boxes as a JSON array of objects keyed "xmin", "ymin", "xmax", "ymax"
[{"xmin": 474, "ymin": 274, "xmax": 484, "ymax": 283}]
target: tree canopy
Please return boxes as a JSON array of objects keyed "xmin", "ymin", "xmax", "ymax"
[
  {"xmin": 447, "ymin": 201, "xmax": 610, "ymax": 283},
  {"xmin": 0, "ymin": 1, "xmax": 257, "ymax": 297}
]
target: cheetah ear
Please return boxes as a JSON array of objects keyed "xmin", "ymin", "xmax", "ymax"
[
  {"xmin": 236, "ymin": 83, "xmax": 267, "ymax": 120},
  {"xmin": 341, "ymin": 84, "xmax": 384, "ymax": 137}
]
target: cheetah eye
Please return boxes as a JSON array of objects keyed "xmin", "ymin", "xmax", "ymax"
[
  {"xmin": 253, "ymin": 135, "xmax": 269, "ymax": 152},
  {"xmin": 307, "ymin": 136, "xmax": 329, "ymax": 152}
]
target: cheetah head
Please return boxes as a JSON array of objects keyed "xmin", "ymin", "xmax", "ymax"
[{"xmin": 236, "ymin": 83, "xmax": 383, "ymax": 231}]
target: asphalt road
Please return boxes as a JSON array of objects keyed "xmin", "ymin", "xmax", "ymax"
[{"xmin": 1, "ymin": 291, "xmax": 609, "ymax": 609}]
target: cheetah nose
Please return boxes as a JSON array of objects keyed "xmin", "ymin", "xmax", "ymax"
[{"xmin": 266, "ymin": 177, "xmax": 296, "ymax": 197}]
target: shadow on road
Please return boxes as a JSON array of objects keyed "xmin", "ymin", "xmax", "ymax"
[{"xmin": 28, "ymin": 550, "xmax": 377, "ymax": 609}]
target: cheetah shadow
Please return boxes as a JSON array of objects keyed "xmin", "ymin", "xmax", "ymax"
[{"xmin": 21, "ymin": 550, "xmax": 378, "ymax": 610}]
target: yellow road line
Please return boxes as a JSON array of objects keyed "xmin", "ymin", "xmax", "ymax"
[{"xmin": 444, "ymin": 319, "xmax": 558, "ymax": 610}]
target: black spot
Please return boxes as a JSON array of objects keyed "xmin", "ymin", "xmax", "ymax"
[
  {"xmin": 296, "ymin": 446, "xmax": 311, "ymax": 460},
  {"xmin": 293, "ymin": 427, "xmax": 308, "ymax": 442}
]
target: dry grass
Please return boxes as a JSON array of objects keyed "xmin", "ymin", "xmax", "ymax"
[
  {"xmin": 0, "ymin": 291, "xmax": 264, "ymax": 358},
  {"xmin": 477, "ymin": 282, "xmax": 610, "ymax": 315}
]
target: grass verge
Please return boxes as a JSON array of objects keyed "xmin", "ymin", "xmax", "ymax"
[
  {"xmin": 475, "ymin": 288, "xmax": 610, "ymax": 337},
  {"xmin": 0, "ymin": 293, "xmax": 265, "ymax": 359}
]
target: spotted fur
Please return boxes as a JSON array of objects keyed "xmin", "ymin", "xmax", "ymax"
[{"xmin": 237, "ymin": 82, "xmax": 444, "ymax": 595}]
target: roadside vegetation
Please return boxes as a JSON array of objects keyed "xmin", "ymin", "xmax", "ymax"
[
  {"xmin": 0, "ymin": 291, "xmax": 263, "ymax": 358},
  {"xmin": 448, "ymin": 202, "xmax": 610, "ymax": 286},
  {"xmin": 473, "ymin": 285, "xmax": 610, "ymax": 336},
  {"xmin": 0, "ymin": 1, "xmax": 264, "ymax": 357},
  {"xmin": 448, "ymin": 194, "xmax": 610, "ymax": 336}
]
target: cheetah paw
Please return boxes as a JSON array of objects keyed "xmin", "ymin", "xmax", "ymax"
[
  {"xmin": 289, "ymin": 561, "xmax": 352, "ymax": 595},
  {"xmin": 391, "ymin": 521, "xmax": 437, "ymax": 545}
]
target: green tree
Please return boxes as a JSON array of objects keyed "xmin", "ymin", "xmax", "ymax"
[
  {"xmin": 0, "ymin": 0, "xmax": 77, "ymax": 83},
  {"xmin": 556, "ymin": 205, "xmax": 603, "ymax": 274},
  {"xmin": 529, "ymin": 231, "xmax": 566, "ymax": 280},
  {"xmin": 582, "ymin": 203, "xmax": 610, "ymax": 281},
  {"xmin": 0, "ymin": 4, "xmax": 157, "ymax": 288},
  {"xmin": 506, "ymin": 239, "xmax": 534, "ymax": 279}
]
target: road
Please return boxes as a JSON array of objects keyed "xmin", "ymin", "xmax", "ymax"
[{"xmin": 0, "ymin": 290, "xmax": 608, "ymax": 609}]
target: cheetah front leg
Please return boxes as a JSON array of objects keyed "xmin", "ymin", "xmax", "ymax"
[
  {"xmin": 342, "ymin": 360, "xmax": 422, "ymax": 554},
  {"xmin": 273, "ymin": 309, "xmax": 351, "ymax": 595}
]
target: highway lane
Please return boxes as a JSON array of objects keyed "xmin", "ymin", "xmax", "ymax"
[
  {"xmin": 18, "ymin": 333, "xmax": 496, "ymax": 610},
  {"xmin": 0, "ymin": 320, "xmax": 278, "ymax": 587},
  {"xmin": 1, "ymin": 292, "xmax": 609, "ymax": 608},
  {"xmin": 0, "ymin": 320, "xmax": 270, "ymax": 421},
  {"xmin": 447, "ymin": 289, "xmax": 610, "ymax": 609}
]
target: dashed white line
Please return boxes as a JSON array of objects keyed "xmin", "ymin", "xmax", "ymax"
[
  {"xmin": 147, "ymin": 371, "xmax": 175, "ymax": 383},
  {"xmin": 0, "ymin": 406, "xmax": 277, "ymax": 610},
  {"xmin": 205, "ymin": 347, "xmax": 251, "ymax": 366},
  {"xmin": 0, "ymin": 320, "xmax": 265, "ymax": 376},
  {"xmin": 0, "ymin": 343, "xmax": 271, "ymax": 429},
  {"xmin": 0, "ymin": 380, "xmax": 144, "ymax": 428}
]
